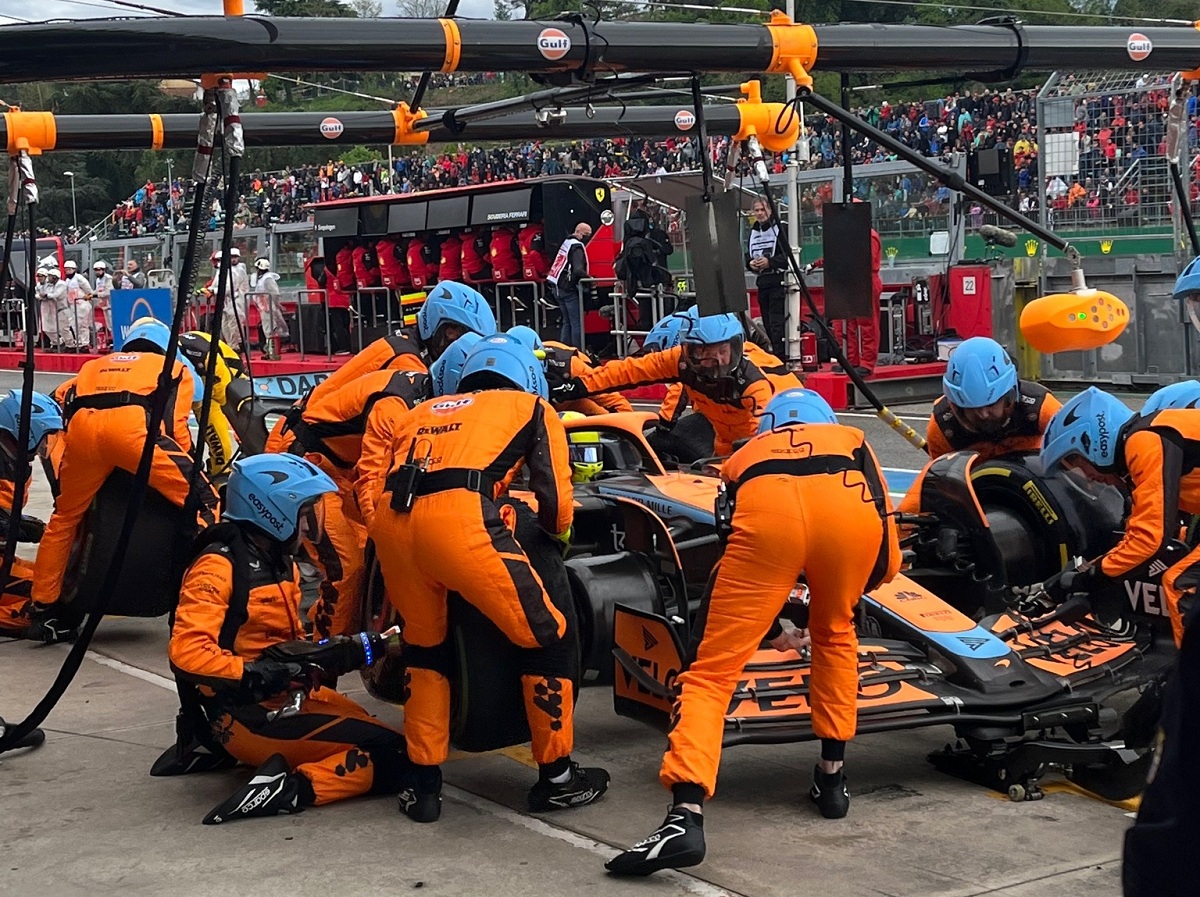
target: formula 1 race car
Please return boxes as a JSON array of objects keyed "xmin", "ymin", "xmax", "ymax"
[{"xmin": 352, "ymin": 411, "xmax": 1171, "ymax": 802}]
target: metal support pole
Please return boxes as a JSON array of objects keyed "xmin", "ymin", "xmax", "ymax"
[{"xmin": 784, "ymin": 0, "xmax": 801, "ymax": 365}]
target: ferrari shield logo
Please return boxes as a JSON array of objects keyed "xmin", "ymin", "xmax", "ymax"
[{"xmin": 595, "ymin": 187, "xmax": 606, "ymax": 202}]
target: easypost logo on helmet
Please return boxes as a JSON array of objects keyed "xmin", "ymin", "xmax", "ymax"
[
  {"xmin": 247, "ymin": 491, "xmax": 286, "ymax": 534},
  {"xmin": 537, "ymin": 27, "xmax": 571, "ymax": 60}
]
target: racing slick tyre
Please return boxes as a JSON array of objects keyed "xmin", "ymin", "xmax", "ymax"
[
  {"xmin": 57, "ymin": 470, "xmax": 197, "ymax": 620},
  {"xmin": 223, "ymin": 378, "xmax": 295, "ymax": 457},
  {"xmin": 358, "ymin": 498, "xmax": 582, "ymax": 753}
]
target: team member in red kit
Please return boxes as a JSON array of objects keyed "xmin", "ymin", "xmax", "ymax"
[
  {"xmin": 607, "ymin": 389, "xmax": 901, "ymax": 875},
  {"xmin": 361, "ymin": 334, "xmax": 609, "ymax": 822}
]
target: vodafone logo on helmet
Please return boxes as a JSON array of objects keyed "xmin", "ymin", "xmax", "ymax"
[
  {"xmin": 319, "ymin": 117, "xmax": 345, "ymax": 139},
  {"xmin": 537, "ymin": 27, "xmax": 571, "ymax": 61},
  {"xmin": 674, "ymin": 110, "xmax": 696, "ymax": 131},
  {"xmin": 1126, "ymin": 33, "xmax": 1152, "ymax": 61}
]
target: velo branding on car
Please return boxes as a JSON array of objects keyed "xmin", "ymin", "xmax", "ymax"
[{"xmin": 537, "ymin": 27, "xmax": 571, "ymax": 60}]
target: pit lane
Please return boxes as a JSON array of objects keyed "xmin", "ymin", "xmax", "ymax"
[{"xmin": 0, "ymin": 373, "xmax": 1147, "ymax": 897}]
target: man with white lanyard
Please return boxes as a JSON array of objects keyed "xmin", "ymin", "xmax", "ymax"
[
  {"xmin": 745, "ymin": 199, "xmax": 790, "ymax": 360},
  {"xmin": 546, "ymin": 222, "xmax": 592, "ymax": 349}
]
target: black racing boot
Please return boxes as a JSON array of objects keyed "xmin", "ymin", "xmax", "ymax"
[
  {"xmin": 397, "ymin": 764, "xmax": 442, "ymax": 823},
  {"xmin": 15, "ymin": 604, "xmax": 81, "ymax": 644},
  {"xmin": 810, "ymin": 764, "xmax": 850, "ymax": 819},
  {"xmin": 605, "ymin": 807, "xmax": 706, "ymax": 876},
  {"xmin": 203, "ymin": 754, "xmax": 311, "ymax": 824},
  {"xmin": 528, "ymin": 760, "xmax": 610, "ymax": 811}
]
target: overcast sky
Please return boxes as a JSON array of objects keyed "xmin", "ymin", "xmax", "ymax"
[{"xmin": 0, "ymin": 0, "xmax": 496, "ymax": 25}]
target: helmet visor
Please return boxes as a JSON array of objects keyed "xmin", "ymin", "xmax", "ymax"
[
  {"xmin": 683, "ymin": 339, "xmax": 740, "ymax": 380},
  {"xmin": 569, "ymin": 443, "xmax": 603, "ymax": 466}
]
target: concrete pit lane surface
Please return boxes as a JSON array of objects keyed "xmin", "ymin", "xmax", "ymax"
[{"xmin": 0, "ymin": 374, "xmax": 1142, "ymax": 897}]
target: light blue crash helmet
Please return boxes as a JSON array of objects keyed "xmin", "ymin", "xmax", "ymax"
[
  {"xmin": 458, "ymin": 333, "xmax": 549, "ymax": 401},
  {"xmin": 757, "ymin": 388, "xmax": 838, "ymax": 434},
  {"xmin": 506, "ymin": 325, "xmax": 545, "ymax": 354},
  {"xmin": 642, "ymin": 311, "xmax": 695, "ymax": 354},
  {"xmin": 121, "ymin": 316, "xmax": 205, "ymax": 402},
  {"xmin": 223, "ymin": 454, "xmax": 337, "ymax": 543},
  {"xmin": 417, "ymin": 281, "xmax": 497, "ymax": 358},
  {"xmin": 681, "ymin": 312, "xmax": 744, "ymax": 380},
  {"xmin": 942, "ymin": 337, "xmax": 1018, "ymax": 409},
  {"xmin": 0, "ymin": 390, "xmax": 63, "ymax": 451},
  {"xmin": 1041, "ymin": 386, "xmax": 1135, "ymax": 473},
  {"xmin": 1173, "ymin": 254, "xmax": 1200, "ymax": 333},
  {"xmin": 1142, "ymin": 380, "xmax": 1200, "ymax": 416},
  {"xmin": 430, "ymin": 332, "xmax": 484, "ymax": 397}
]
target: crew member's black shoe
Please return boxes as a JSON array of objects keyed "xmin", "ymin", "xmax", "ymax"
[
  {"xmin": 810, "ymin": 764, "xmax": 850, "ymax": 819},
  {"xmin": 398, "ymin": 765, "xmax": 442, "ymax": 823},
  {"xmin": 527, "ymin": 761, "xmax": 610, "ymax": 811},
  {"xmin": 15, "ymin": 606, "xmax": 80, "ymax": 644},
  {"xmin": 606, "ymin": 807, "xmax": 706, "ymax": 876},
  {"xmin": 203, "ymin": 754, "xmax": 307, "ymax": 824}
]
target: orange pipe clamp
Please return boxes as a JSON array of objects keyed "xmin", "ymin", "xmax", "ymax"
[
  {"xmin": 734, "ymin": 79, "xmax": 800, "ymax": 154},
  {"xmin": 392, "ymin": 102, "xmax": 430, "ymax": 146},
  {"xmin": 4, "ymin": 110, "xmax": 56, "ymax": 156},
  {"xmin": 764, "ymin": 10, "xmax": 817, "ymax": 91}
]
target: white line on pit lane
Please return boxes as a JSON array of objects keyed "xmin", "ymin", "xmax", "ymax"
[{"xmin": 83, "ymin": 648, "xmax": 746, "ymax": 897}]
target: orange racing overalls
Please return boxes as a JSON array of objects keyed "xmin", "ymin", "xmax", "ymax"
[
  {"xmin": 168, "ymin": 526, "xmax": 409, "ymax": 805},
  {"xmin": 31, "ymin": 352, "xmax": 219, "ymax": 608},
  {"xmin": 542, "ymin": 340, "xmax": 633, "ymax": 416},
  {"xmin": 271, "ymin": 368, "xmax": 430, "ymax": 639},
  {"xmin": 578, "ymin": 345, "xmax": 775, "ymax": 456},
  {"xmin": 362, "ymin": 389, "xmax": 575, "ymax": 768},
  {"xmin": 660, "ymin": 423, "xmax": 901, "ymax": 798}
]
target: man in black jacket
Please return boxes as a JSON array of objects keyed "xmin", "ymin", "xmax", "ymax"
[{"xmin": 745, "ymin": 199, "xmax": 790, "ymax": 360}]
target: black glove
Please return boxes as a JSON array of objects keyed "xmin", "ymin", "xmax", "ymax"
[
  {"xmin": 652, "ymin": 416, "xmax": 675, "ymax": 437},
  {"xmin": 551, "ymin": 377, "xmax": 589, "ymax": 403},
  {"xmin": 1043, "ymin": 565, "xmax": 1100, "ymax": 603},
  {"xmin": 240, "ymin": 659, "xmax": 303, "ymax": 702},
  {"xmin": 18, "ymin": 515, "xmax": 46, "ymax": 544}
]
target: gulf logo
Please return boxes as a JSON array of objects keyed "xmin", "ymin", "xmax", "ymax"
[{"xmin": 537, "ymin": 27, "xmax": 571, "ymax": 61}]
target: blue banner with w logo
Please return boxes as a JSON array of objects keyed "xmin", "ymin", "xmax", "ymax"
[{"xmin": 110, "ymin": 289, "xmax": 174, "ymax": 348}]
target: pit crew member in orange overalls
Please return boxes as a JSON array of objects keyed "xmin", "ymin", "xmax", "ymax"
[
  {"xmin": 361, "ymin": 334, "xmax": 609, "ymax": 823},
  {"xmin": 553, "ymin": 312, "xmax": 775, "ymax": 456},
  {"xmin": 506, "ymin": 325, "xmax": 632, "ymax": 416},
  {"xmin": 24, "ymin": 319, "xmax": 219, "ymax": 639},
  {"xmin": 607, "ymin": 388, "xmax": 901, "ymax": 876},
  {"xmin": 270, "ymin": 365, "xmax": 430, "ymax": 640},
  {"xmin": 169, "ymin": 454, "xmax": 413, "ymax": 824},
  {"xmin": 0, "ymin": 391, "xmax": 62, "ymax": 634},
  {"xmin": 1040, "ymin": 387, "xmax": 1200, "ymax": 646}
]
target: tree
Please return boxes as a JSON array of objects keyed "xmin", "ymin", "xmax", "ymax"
[
  {"xmin": 493, "ymin": 0, "xmax": 512, "ymax": 19},
  {"xmin": 255, "ymin": 0, "xmax": 357, "ymax": 14},
  {"xmin": 349, "ymin": 0, "xmax": 383, "ymax": 14},
  {"xmin": 396, "ymin": 0, "xmax": 444, "ymax": 16}
]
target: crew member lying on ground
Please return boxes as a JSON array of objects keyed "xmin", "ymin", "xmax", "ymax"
[
  {"xmin": 0, "ymin": 391, "xmax": 63, "ymax": 635},
  {"xmin": 168, "ymin": 454, "xmax": 414, "ymax": 824},
  {"xmin": 361, "ymin": 334, "xmax": 609, "ymax": 822},
  {"xmin": 507, "ymin": 325, "xmax": 632, "ymax": 416},
  {"xmin": 607, "ymin": 389, "xmax": 901, "ymax": 876},
  {"xmin": 553, "ymin": 312, "xmax": 775, "ymax": 457}
]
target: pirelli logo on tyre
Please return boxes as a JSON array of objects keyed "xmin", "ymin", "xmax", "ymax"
[
  {"xmin": 1126, "ymin": 33, "xmax": 1152, "ymax": 61},
  {"xmin": 537, "ymin": 27, "xmax": 571, "ymax": 60},
  {"xmin": 674, "ymin": 110, "xmax": 696, "ymax": 132}
]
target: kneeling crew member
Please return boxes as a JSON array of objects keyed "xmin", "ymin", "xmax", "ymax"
[
  {"xmin": 28, "ymin": 319, "xmax": 219, "ymax": 631},
  {"xmin": 1040, "ymin": 387, "xmax": 1200, "ymax": 646},
  {"xmin": 607, "ymin": 388, "xmax": 901, "ymax": 876},
  {"xmin": 0, "ymin": 391, "xmax": 62, "ymax": 634},
  {"xmin": 169, "ymin": 454, "xmax": 412, "ymax": 823},
  {"xmin": 362, "ymin": 334, "xmax": 609, "ymax": 822},
  {"xmin": 554, "ymin": 312, "xmax": 774, "ymax": 456}
]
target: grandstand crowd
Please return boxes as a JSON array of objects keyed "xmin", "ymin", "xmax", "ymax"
[{"xmin": 94, "ymin": 79, "xmax": 1187, "ymax": 240}]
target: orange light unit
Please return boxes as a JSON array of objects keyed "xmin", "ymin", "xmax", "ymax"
[
  {"xmin": 734, "ymin": 79, "xmax": 800, "ymax": 155},
  {"xmin": 1019, "ymin": 289, "xmax": 1129, "ymax": 353}
]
